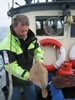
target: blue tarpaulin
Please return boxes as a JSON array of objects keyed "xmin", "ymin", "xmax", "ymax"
[{"xmin": 48, "ymin": 74, "xmax": 75, "ymax": 100}]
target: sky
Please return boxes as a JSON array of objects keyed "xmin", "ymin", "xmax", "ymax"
[
  {"xmin": 0, "ymin": 0, "xmax": 51, "ymax": 27},
  {"xmin": 0, "ymin": 0, "xmax": 25, "ymax": 27}
]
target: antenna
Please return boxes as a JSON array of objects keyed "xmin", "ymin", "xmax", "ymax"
[
  {"xmin": 8, "ymin": 2, "xmax": 10, "ymax": 10},
  {"xmin": 12, "ymin": 0, "xmax": 14, "ymax": 8},
  {"xmin": 7, "ymin": 2, "xmax": 11, "ymax": 19},
  {"xmin": 15, "ymin": 2, "xmax": 21, "ymax": 7}
]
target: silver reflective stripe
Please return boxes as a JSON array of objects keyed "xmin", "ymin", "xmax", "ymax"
[
  {"xmin": 37, "ymin": 40, "xmax": 40, "ymax": 46},
  {"xmin": 0, "ymin": 55, "xmax": 4, "ymax": 71},
  {"xmin": 34, "ymin": 54, "xmax": 43, "ymax": 58},
  {"xmin": 17, "ymin": 68, "xmax": 23, "ymax": 78},
  {"xmin": 3, "ymin": 51, "xmax": 9, "ymax": 64}
]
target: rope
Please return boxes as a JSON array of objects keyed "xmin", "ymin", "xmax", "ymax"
[
  {"xmin": 8, "ymin": 62, "xmax": 13, "ymax": 100},
  {"xmin": 8, "ymin": 7, "xmax": 13, "ymax": 99}
]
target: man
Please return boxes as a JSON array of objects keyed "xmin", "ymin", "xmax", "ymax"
[{"xmin": 0, "ymin": 15, "xmax": 44, "ymax": 100}]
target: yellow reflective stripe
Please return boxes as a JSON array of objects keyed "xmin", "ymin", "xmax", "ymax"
[{"xmin": 4, "ymin": 61, "xmax": 29, "ymax": 80}]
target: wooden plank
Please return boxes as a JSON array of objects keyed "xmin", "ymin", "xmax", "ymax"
[{"xmin": 51, "ymin": 75, "xmax": 75, "ymax": 88}]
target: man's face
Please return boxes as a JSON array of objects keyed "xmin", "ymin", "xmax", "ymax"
[{"xmin": 13, "ymin": 22, "xmax": 29, "ymax": 39}]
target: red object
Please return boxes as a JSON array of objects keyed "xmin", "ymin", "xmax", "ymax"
[
  {"xmin": 57, "ymin": 68, "xmax": 74, "ymax": 76},
  {"xmin": 69, "ymin": 45, "xmax": 75, "ymax": 68},
  {"xmin": 40, "ymin": 38, "xmax": 62, "ymax": 49},
  {"xmin": 70, "ymin": 60, "xmax": 75, "ymax": 67},
  {"xmin": 40, "ymin": 38, "xmax": 62, "ymax": 71},
  {"xmin": 43, "ymin": 64, "xmax": 56, "ymax": 71},
  {"xmin": 57, "ymin": 61, "xmax": 74, "ymax": 76},
  {"xmin": 61, "ymin": 61, "xmax": 72, "ymax": 71}
]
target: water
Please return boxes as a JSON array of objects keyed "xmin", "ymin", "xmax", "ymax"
[{"xmin": 0, "ymin": 27, "xmax": 8, "ymax": 42}]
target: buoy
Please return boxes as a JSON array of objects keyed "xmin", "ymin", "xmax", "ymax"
[{"xmin": 40, "ymin": 38, "xmax": 66, "ymax": 71}]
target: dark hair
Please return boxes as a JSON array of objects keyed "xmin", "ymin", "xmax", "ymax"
[{"xmin": 12, "ymin": 15, "xmax": 29, "ymax": 27}]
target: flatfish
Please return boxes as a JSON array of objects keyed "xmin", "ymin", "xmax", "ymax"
[{"xmin": 30, "ymin": 60, "xmax": 48, "ymax": 98}]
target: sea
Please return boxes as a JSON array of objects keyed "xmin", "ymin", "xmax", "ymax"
[{"xmin": 0, "ymin": 27, "xmax": 8, "ymax": 43}]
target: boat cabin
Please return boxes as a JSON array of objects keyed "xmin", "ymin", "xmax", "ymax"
[{"xmin": 8, "ymin": 0, "xmax": 75, "ymax": 66}]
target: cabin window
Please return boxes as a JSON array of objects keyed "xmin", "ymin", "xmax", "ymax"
[
  {"xmin": 71, "ymin": 24, "xmax": 75, "ymax": 38},
  {"xmin": 36, "ymin": 16, "xmax": 64, "ymax": 36}
]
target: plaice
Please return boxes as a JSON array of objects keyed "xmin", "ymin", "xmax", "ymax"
[{"xmin": 30, "ymin": 60, "xmax": 48, "ymax": 98}]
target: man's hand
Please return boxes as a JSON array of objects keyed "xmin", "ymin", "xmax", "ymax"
[{"xmin": 28, "ymin": 75, "xmax": 32, "ymax": 81}]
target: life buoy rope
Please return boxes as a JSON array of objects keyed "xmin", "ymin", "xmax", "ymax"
[{"xmin": 40, "ymin": 38, "xmax": 66, "ymax": 71}]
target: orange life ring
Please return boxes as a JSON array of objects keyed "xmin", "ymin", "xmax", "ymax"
[
  {"xmin": 40, "ymin": 38, "xmax": 66, "ymax": 71},
  {"xmin": 40, "ymin": 38, "xmax": 62, "ymax": 49}
]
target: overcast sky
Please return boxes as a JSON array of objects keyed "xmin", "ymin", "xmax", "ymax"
[
  {"xmin": 0, "ymin": 0, "xmax": 52, "ymax": 27},
  {"xmin": 0, "ymin": 0, "xmax": 25, "ymax": 27}
]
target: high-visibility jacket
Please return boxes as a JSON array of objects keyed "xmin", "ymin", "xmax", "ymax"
[{"xmin": 0, "ymin": 26, "xmax": 44, "ymax": 86}]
